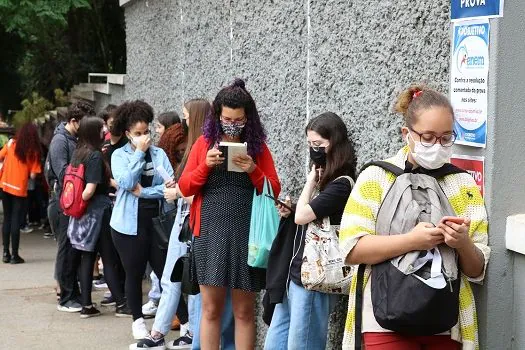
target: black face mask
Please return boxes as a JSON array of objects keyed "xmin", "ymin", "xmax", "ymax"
[
  {"xmin": 182, "ymin": 119, "xmax": 189, "ymax": 135},
  {"xmin": 309, "ymin": 147, "xmax": 327, "ymax": 167}
]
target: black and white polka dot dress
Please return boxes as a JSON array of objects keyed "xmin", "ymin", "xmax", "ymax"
[{"xmin": 193, "ymin": 167, "xmax": 266, "ymax": 292}]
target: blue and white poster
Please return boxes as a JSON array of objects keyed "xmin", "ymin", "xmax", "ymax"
[
  {"xmin": 450, "ymin": 19, "xmax": 490, "ymax": 148},
  {"xmin": 451, "ymin": 0, "xmax": 504, "ymax": 21}
]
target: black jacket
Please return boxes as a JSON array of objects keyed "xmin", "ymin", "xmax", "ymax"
[{"xmin": 262, "ymin": 215, "xmax": 302, "ymax": 325}]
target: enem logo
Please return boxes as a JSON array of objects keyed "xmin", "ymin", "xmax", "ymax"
[{"xmin": 457, "ymin": 45, "xmax": 485, "ymax": 73}]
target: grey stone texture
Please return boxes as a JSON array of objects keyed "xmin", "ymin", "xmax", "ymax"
[{"xmin": 121, "ymin": 0, "xmax": 519, "ymax": 349}]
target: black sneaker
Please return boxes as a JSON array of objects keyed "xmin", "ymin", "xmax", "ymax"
[
  {"xmin": 134, "ymin": 334, "xmax": 165, "ymax": 349},
  {"xmin": 2, "ymin": 251, "xmax": 11, "ymax": 263},
  {"xmin": 80, "ymin": 305, "xmax": 101, "ymax": 319},
  {"xmin": 101, "ymin": 295, "xmax": 116, "ymax": 307},
  {"xmin": 10, "ymin": 255, "xmax": 25, "ymax": 264},
  {"xmin": 43, "ymin": 231, "xmax": 54, "ymax": 239},
  {"xmin": 116, "ymin": 302, "xmax": 133, "ymax": 318},
  {"xmin": 167, "ymin": 332, "xmax": 192, "ymax": 349}
]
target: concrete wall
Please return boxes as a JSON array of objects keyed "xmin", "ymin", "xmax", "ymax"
[{"xmin": 120, "ymin": 0, "xmax": 525, "ymax": 348}]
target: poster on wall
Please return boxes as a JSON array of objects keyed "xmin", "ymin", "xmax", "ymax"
[
  {"xmin": 450, "ymin": 154, "xmax": 485, "ymax": 197},
  {"xmin": 450, "ymin": 19, "xmax": 490, "ymax": 148},
  {"xmin": 451, "ymin": 0, "xmax": 504, "ymax": 21}
]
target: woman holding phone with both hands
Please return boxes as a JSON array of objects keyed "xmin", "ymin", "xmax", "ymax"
[
  {"xmin": 339, "ymin": 85, "xmax": 490, "ymax": 350},
  {"xmin": 178, "ymin": 79, "xmax": 280, "ymax": 350}
]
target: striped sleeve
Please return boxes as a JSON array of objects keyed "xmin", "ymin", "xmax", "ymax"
[
  {"xmin": 339, "ymin": 166, "xmax": 394, "ymax": 262},
  {"xmin": 442, "ymin": 173, "xmax": 490, "ymax": 284}
]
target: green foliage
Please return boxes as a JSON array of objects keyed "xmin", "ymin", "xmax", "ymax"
[
  {"xmin": 0, "ymin": 0, "xmax": 90, "ymax": 39},
  {"xmin": 0, "ymin": 0, "xmax": 125, "ymax": 110},
  {"xmin": 12, "ymin": 92, "xmax": 53, "ymax": 128},
  {"xmin": 54, "ymin": 89, "xmax": 68, "ymax": 107}
]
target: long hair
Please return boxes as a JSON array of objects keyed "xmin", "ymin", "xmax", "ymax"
[
  {"xmin": 306, "ymin": 112, "xmax": 357, "ymax": 191},
  {"xmin": 158, "ymin": 123, "xmax": 187, "ymax": 170},
  {"xmin": 202, "ymin": 78, "xmax": 266, "ymax": 158},
  {"xmin": 71, "ymin": 117, "xmax": 110, "ymax": 182},
  {"xmin": 14, "ymin": 122, "xmax": 41, "ymax": 164},
  {"xmin": 175, "ymin": 98, "xmax": 211, "ymax": 179}
]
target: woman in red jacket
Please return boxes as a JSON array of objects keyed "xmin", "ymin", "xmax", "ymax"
[{"xmin": 178, "ymin": 79, "xmax": 280, "ymax": 349}]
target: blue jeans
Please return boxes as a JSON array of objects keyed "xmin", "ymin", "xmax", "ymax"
[
  {"xmin": 264, "ymin": 281, "xmax": 338, "ymax": 350},
  {"xmin": 148, "ymin": 271, "xmax": 161, "ymax": 302},
  {"xmin": 190, "ymin": 292, "xmax": 235, "ymax": 350},
  {"xmin": 151, "ymin": 201, "xmax": 187, "ymax": 335}
]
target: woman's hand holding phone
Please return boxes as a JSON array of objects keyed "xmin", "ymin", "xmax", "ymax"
[
  {"xmin": 206, "ymin": 148, "xmax": 224, "ymax": 168},
  {"xmin": 438, "ymin": 216, "xmax": 471, "ymax": 249}
]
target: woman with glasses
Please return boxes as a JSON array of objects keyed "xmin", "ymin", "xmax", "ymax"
[
  {"xmin": 339, "ymin": 85, "xmax": 490, "ymax": 350},
  {"xmin": 178, "ymin": 79, "xmax": 280, "ymax": 349}
]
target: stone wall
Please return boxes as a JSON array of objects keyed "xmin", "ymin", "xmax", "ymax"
[{"xmin": 123, "ymin": 0, "xmax": 452, "ymax": 348}]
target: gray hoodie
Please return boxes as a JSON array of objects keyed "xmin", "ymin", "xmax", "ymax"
[{"xmin": 45, "ymin": 122, "xmax": 77, "ymax": 194}]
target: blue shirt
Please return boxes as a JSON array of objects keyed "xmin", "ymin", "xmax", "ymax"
[{"xmin": 110, "ymin": 143, "xmax": 174, "ymax": 235}]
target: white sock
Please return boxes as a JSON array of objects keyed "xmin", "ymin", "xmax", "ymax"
[{"xmin": 180, "ymin": 322, "xmax": 190, "ymax": 336}]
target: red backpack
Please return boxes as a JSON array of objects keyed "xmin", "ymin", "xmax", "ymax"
[{"xmin": 60, "ymin": 163, "xmax": 88, "ymax": 218}]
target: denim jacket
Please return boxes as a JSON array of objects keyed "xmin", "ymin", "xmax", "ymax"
[{"xmin": 110, "ymin": 143, "xmax": 174, "ymax": 235}]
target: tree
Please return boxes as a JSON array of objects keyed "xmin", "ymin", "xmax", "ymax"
[{"xmin": 0, "ymin": 0, "xmax": 126, "ymax": 104}]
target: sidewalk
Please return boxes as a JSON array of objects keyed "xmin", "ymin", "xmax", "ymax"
[{"xmin": 0, "ymin": 229, "xmax": 171, "ymax": 349}]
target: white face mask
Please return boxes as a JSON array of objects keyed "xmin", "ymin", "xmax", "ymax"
[{"xmin": 407, "ymin": 132, "xmax": 452, "ymax": 170}]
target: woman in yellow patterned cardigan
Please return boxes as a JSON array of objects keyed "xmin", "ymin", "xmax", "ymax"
[{"xmin": 339, "ymin": 85, "xmax": 490, "ymax": 350}]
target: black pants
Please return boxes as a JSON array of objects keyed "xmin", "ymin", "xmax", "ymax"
[
  {"xmin": 56, "ymin": 211, "xmax": 81, "ymax": 305},
  {"xmin": 97, "ymin": 207, "xmax": 126, "ymax": 305},
  {"xmin": 112, "ymin": 207, "xmax": 167, "ymax": 320},
  {"xmin": 2, "ymin": 192, "xmax": 26, "ymax": 255},
  {"xmin": 78, "ymin": 250, "xmax": 97, "ymax": 307}
]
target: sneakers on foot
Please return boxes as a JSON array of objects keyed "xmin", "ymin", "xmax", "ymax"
[
  {"xmin": 20, "ymin": 226, "xmax": 33, "ymax": 233},
  {"xmin": 43, "ymin": 231, "xmax": 54, "ymax": 239},
  {"xmin": 116, "ymin": 302, "xmax": 133, "ymax": 318},
  {"xmin": 57, "ymin": 300, "xmax": 82, "ymax": 313},
  {"xmin": 10, "ymin": 255, "xmax": 25, "ymax": 264},
  {"xmin": 80, "ymin": 305, "xmax": 101, "ymax": 319},
  {"xmin": 2, "ymin": 251, "xmax": 11, "ymax": 263},
  {"xmin": 130, "ymin": 334, "xmax": 166, "ymax": 350},
  {"xmin": 132, "ymin": 317, "xmax": 149, "ymax": 340},
  {"xmin": 166, "ymin": 331, "xmax": 192, "ymax": 350},
  {"xmin": 101, "ymin": 295, "xmax": 116, "ymax": 307},
  {"xmin": 142, "ymin": 299, "xmax": 158, "ymax": 317},
  {"xmin": 93, "ymin": 278, "xmax": 108, "ymax": 289}
]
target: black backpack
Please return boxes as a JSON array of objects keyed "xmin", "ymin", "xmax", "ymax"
[{"xmin": 354, "ymin": 161, "xmax": 466, "ymax": 349}]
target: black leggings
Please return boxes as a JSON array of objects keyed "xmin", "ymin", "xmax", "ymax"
[
  {"xmin": 98, "ymin": 207, "xmax": 125, "ymax": 305},
  {"xmin": 78, "ymin": 250, "xmax": 97, "ymax": 307},
  {"xmin": 77, "ymin": 206, "xmax": 126, "ymax": 307},
  {"xmin": 2, "ymin": 192, "xmax": 26, "ymax": 256},
  {"xmin": 112, "ymin": 207, "xmax": 167, "ymax": 320}
]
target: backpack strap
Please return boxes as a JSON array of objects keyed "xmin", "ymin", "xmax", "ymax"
[
  {"xmin": 360, "ymin": 161, "xmax": 404, "ymax": 177},
  {"xmin": 361, "ymin": 161, "xmax": 466, "ymax": 179},
  {"xmin": 355, "ymin": 264, "xmax": 366, "ymax": 350}
]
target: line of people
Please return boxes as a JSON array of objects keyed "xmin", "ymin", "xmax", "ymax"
[{"xmin": 1, "ymin": 78, "xmax": 490, "ymax": 350}]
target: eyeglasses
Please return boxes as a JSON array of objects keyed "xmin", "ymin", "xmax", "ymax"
[
  {"xmin": 409, "ymin": 128, "xmax": 456, "ymax": 147},
  {"xmin": 220, "ymin": 116, "xmax": 247, "ymax": 126}
]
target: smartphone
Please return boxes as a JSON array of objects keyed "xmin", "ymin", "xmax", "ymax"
[
  {"xmin": 265, "ymin": 194, "xmax": 294, "ymax": 212},
  {"xmin": 440, "ymin": 216, "xmax": 466, "ymax": 225}
]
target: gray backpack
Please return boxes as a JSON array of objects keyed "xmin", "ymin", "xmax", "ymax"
[{"xmin": 355, "ymin": 161, "xmax": 466, "ymax": 345}]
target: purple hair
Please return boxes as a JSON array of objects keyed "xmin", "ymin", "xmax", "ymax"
[{"xmin": 203, "ymin": 78, "xmax": 267, "ymax": 158}]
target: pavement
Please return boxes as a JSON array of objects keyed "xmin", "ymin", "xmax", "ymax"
[{"xmin": 0, "ymin": 228, "xmax": 179, "ymax": 349}]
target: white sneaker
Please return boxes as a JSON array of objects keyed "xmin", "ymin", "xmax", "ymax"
[
  {"xmin": 132, "ymin": 317, "xmax": 149, "ymax": 340},
  {"xmin": 142, "ymin": 300, "xmax": 158, "ymax": 317}
]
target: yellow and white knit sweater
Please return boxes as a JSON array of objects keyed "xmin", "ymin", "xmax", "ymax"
[{"xmin": 339, "ymin": 147, "xmax": 490, "ymax": 350}]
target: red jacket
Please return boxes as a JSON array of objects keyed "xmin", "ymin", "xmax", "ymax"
[{"xmin": 178, "ymin": 136, "xmax": 281, "ymax": 237}]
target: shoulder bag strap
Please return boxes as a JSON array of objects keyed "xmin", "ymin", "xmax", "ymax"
[{"xmin": 355, "ymin": 263, "xmax": 366, "ymax": 350}]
